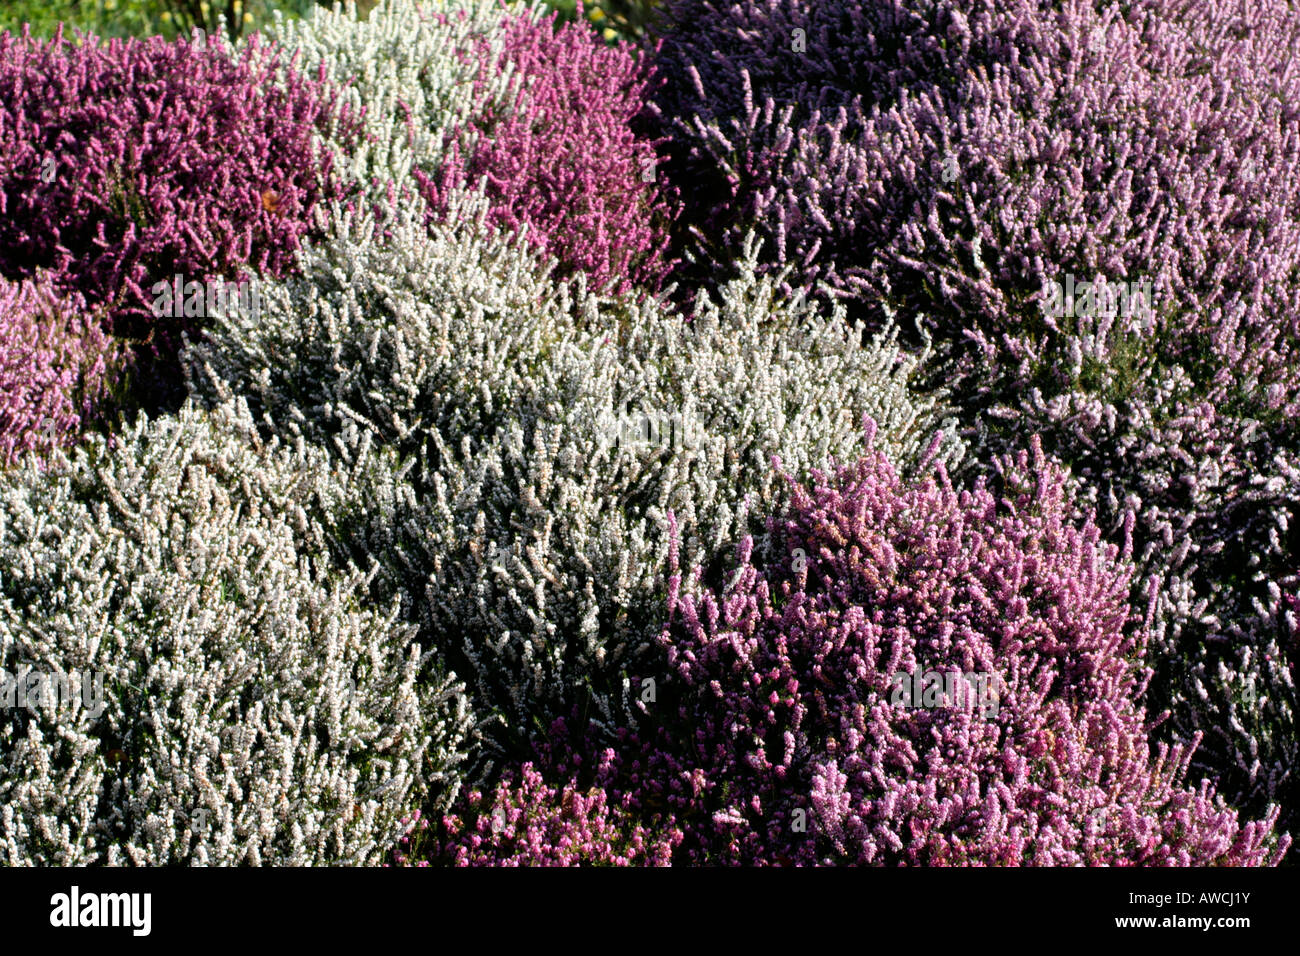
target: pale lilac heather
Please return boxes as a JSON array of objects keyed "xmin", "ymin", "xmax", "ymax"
[
  {"xmin": 0, "ymin": 25, "xmax": 355, "ymax": 353},
  {"xmin": 433, "ymin": 758, "xmax": 680, "ymax": 866},
  {"xmin": 643, "ymin": 0, "xmax": 955, "ymax": 303},
  {"xmin": 645, "ymin": 0, "xmax": 1300, "ymax": 416},
  {"xmin": 648, "ymin": 0, "xmax": 1300, "ymax": 428},
  {"xmin": 417, "ymin": 6, "xmax": 676, "ymax": 294},
  {"xmin": 647, "ymin": 0, "xmax": 1300, "ymax": 832},
  {"xmin": 647, "ymin": 0, "xmax": 1300, "ymax": 382},
  {"xmin": 0, "ymin": 276, "xmax": 122, "ymax": 467},
  {"xmin": 631, "ymin": 434, "xmax": 1290, "ymax": 865}
]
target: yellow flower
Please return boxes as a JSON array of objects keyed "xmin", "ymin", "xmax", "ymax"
[
  {"xmin": 244, "ymin": 12, "xmax": 254, "ymax": 22},
  {"xmin": 160, "ymin": 10, "xmax": 171, "ymax": 21},
  {"xmin": 104, "ymin": 0, "xmax": 117, "ymax": 10},
  {"xmin": 602, "ymin": 27, "xmax": 617, "ymax": 41},
  {"xmin": 588, "ymin": 7, "xmax": 605, "ymax": 20}
]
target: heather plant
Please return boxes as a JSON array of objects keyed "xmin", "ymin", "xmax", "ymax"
[
  {"xmin": 0, "ymin": 397, "xmax": 473, "ymax": 865},
  {"xmin": 262, "ymin": 0, "xmax": 538, "ymax": 213},
  {"xmin": 0, "ymin": 276, "xmax": 125, "ymax": 467},
  {"xmin": 269, "ymin": 0, "xmax": 674, "ymax": 295},
  {"xmin": 415, "ymin": 2, "xmax": 675, "ymax": 293},
  {"xmin": 431, "ymin": 758, "xmax": 680, "ymax": 865},
  {"xmin": 0, "ymin": 25, "xmax": 354, "ymax": 374},
  {"xmin": 1285, "ymin": 583, "xmax": 1300, "ymax": 688},
  {"xmin": 185, "ymin": 196, "xmax": 961, "ymax": 776},
  {"xmin": 622, "ymin": 434, "xmax": 1290, "ymax": 866},
  {"xmin": 645, "ymin": 0, "xmax": 1300, "ymax": 831}
]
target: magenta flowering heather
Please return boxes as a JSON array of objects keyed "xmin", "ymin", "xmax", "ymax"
[
  {"xmin": 0, "ymin": 25, "xmax": 356, "ymax": 355},
  {"xmin": 433, "ymin": 759, "xmax": 680, "ymax": 866},
  {"xmin": 628, "ymin": 430, "xmax": 1290, "ymax": 865},
  {"xmin": 417, "ymin": 5, "xmax": 676, "ymax": 295},
  {"xmin": 0, "ymin": 276, "xmax": 122, "ymax": 467}
]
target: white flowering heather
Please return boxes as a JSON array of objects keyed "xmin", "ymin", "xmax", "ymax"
[
  {"xmin": 0, "ymin": 398, "xmax": 473, "ymax": 865},
  {"xmin": 185, "ymin": 200, "xmax": 961, "ymax": 770},
  {"xmin": 261, "ymin": 0, "xmax": 545, "ymax": 208}
]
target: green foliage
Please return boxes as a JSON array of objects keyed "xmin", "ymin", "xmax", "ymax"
[
  {"xmin": 0, "ymin": 0, "xmax": 85, "ymax": 36},
  {"xmin": 540, "ymin": 0, "xmax": 664, "ymax": 44},
  {"xmin": 0, "ymin": 0, "xmax": 318, "ymax": 41}
]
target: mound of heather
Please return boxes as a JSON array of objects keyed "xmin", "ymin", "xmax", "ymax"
[
  {"xmin": 0, "ymin": 26, "xmax": 353, "ymax": 369},
  {"xmin": 619, "ymin": 433, "xmax": 1290, "ymax": 865}
]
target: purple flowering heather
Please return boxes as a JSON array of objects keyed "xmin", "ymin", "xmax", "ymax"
[
  {"xmin": 418, "ymin": 5, "xmax": 676, "ymax": 294},
  {"xmin": 644, "ymin": 0, "xmax": 1300, "ymax": 412},
  {"xmin": 623, "ymin": 430, "xmax": 1289, "ymax": 865},
  {"xmin": 647, "ymin": 0, "xmax": 1300, "ymax": 414},
  {"xmin": 0, "ymin": 276, "xmax": 122, "ymax": 467},
  {"xmin": 0, "ymin": 25, "xmax": 356, "ymax": 357},
  {"xmin": 646, "ymin": 0, "xmax": 1300, "ymax": 831}
]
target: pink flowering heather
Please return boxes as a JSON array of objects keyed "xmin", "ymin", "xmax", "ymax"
[
  {"xmin": 0, "ymin": 275, "xmax": 123, "ymax": 467},
  {"xmin": 646, "ymin": 0, "xmax": 1300, "ymax": 832},
  {"xmin": 430, "ymin": 757, "xmax": 680, "ymax": 866},
  {"xmin": 417, "ymin": 5, "xmax": 676, "ymax": 295},
  {"xmin": 623, "ymin": 427, "xmax": 1290, "ymax": 865},
  {"xmin": 0, "ymin": 25, "xmax": 357, "ymax": 359}
]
